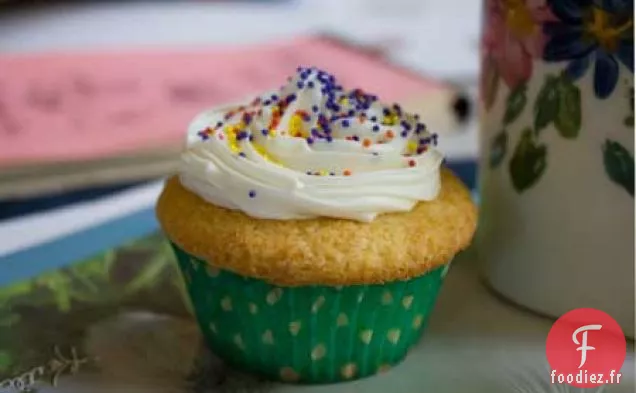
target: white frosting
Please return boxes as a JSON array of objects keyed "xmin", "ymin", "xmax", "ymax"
[{"xmin": 179, "ymin": 67, "xmax": 443, "ymax": 222}]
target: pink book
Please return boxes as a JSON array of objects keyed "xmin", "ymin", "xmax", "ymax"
[{"xmin": 0, "ymin": 35, "xmax": 445, "ymax": 168}]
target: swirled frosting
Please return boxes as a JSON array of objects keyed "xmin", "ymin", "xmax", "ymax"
[{"xmin": 179, "ymin": 67, "xmax": 443, "ymax": 222}]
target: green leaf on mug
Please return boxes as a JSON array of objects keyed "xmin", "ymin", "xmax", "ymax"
[
  {"xmin": 603, "ymin": 140, "xmax": 634, "ymax": 197},
  {"xmin": 509, "ymin": 128, "xmax": 547, "ymax": 193},
  {"xmin": 554, "ymin": 78, "xmax": 582, "ymax": 139},
  {"xmin": 533, "ymin": 75, "xmax": 560, "ymax": 133},
  {"xmin": 489, "ymin": 130, "xmax": 508, "ymax": 168},
  {"xmin": 482, "ymin": 56, "xmax": 500, "ymax": 111},
  {"xmin": 503, "ymin": 84, "xmax": 527, "ymax": 125}
]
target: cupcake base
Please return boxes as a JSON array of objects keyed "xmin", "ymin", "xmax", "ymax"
[{"xmin": 171, "ymin": 242, "xmax": 450, "ymax": 384}]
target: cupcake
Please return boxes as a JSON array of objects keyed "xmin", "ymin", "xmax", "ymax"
[{"xmin": 156, "ymin": 67, "xmax": 477, "ymax": 384}]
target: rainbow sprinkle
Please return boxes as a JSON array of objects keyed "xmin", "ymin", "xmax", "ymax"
[{"xmin": 196, "ymin": 66, "xmax": 437, "ymax": 173}]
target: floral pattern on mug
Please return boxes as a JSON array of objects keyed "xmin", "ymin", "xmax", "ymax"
[
  {"xmin": 480, "ymin": 0, "xmax": 556, "ymax": 108},
  {"xmin": 484, "ymin": 0, "xmax": 555, "ymax": 88},
  {"xmin": 543, "ymin": 0, "xmax": 634, "ymax": 99},
  {"xmin": 481, "ymin": 0, "xmax": 634, "ymax": 196}
]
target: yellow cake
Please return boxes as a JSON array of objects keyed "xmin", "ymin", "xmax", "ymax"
[{"xmin": 157, "ymin": 168, "xmax": 476, "ymax": 286}]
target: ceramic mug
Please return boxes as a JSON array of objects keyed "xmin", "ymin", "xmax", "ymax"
[{"xmin": 477, "ymin": 0, "xmax": 634, "ymax": 337}]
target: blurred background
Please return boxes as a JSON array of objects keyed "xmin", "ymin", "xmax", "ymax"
[{"xmin": 0, "ymin": 0, "xmax": 481, "ymax": 80}]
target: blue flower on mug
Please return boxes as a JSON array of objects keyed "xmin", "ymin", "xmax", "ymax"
[{"xmin": 543, "ymin": 0, "xmax": 634, "ymax": 99}]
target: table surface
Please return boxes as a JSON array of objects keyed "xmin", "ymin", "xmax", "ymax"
[{"xmin": 0, "ymin": 2, "xmax": 633, "ymax": 392}]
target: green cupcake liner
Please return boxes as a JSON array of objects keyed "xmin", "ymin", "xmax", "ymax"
[{"xmin": 170, "ymin": 242, "xmax": 450, "ymax": 384}]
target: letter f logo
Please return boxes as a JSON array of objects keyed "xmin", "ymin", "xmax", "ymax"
[{"xmin": 572, "ymin": 324, "xmax": 602, "ymax": 368}]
